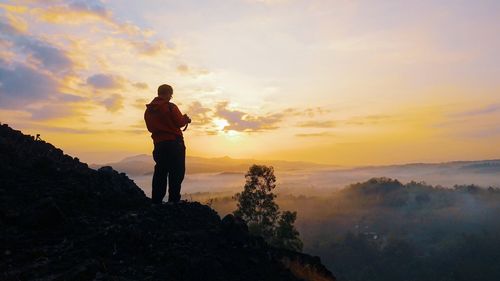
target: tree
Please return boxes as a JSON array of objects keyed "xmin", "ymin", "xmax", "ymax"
[
  {"xmin": 272, "ymin": 210, "xmax": 303, "ymax": 251},
  {"xmin": 233, "ymin": 164, "xmax": 303, "ymax": 251}
]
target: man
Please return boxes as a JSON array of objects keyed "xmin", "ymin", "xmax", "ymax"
[{"xmin": 144, "ymin": 84, "xmax": 191, "ymax": 205}]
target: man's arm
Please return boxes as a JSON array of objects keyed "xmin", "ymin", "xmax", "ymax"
[{"xmin": 170, "ymin": 104, "xmax": 189, "ymax": 128}]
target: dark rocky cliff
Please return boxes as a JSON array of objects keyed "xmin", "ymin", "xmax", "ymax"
[{"xmin": 0, "ymin": 124, "xmax": 335, "ymax": 281}]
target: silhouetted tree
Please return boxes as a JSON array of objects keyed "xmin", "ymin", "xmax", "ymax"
[
  {"xmin": 272, "ymin": 210, "xmax": 303, "ymax": 251},
  {"xmin": 233, "ymin": 164, "xmax": 303, "ymax": 251},
  {"xmin": 233, "ymin": 165, "xmax": 279, "ymax": 238}
]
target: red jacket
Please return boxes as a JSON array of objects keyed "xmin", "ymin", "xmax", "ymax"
[{"xmin": 144, "ymin": 97, "xmax": 188, "ymax": 143}]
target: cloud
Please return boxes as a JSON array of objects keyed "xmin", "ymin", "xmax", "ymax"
[
  {"xmin": 0, "ymin": 16, "xmax": 92, "ymax": 123},
  {"xmin": 294, "ymin": 114, "xmax": 393, "ymax": 128},
  {"xmin": 186, "ymin": 101, "xmax": 212, "ymax": 125},
  {"xmin": 177, "ymin": 64, "xmax": 189, "ymax": 73},
  {"xmin": 296, "ymin": 132, "xmax": 335, "ymax": 138},
  {"xmin": 29, "ymin": 103, "xmax": 78, "ymax": 120},
  {"xmin": 21, "ymin": 39, "xmax": 73, "ymax": 73},
  {"xmin": 1, "ymin": 1, "xmax": 172, "ymax": 63},
  {"xmin": 129, "ymin": 40, "xmax": 170, "ymax": 56},
  {"xmin": 215, "ymin": 102, "xmax": 283, "ymax": 132},
  {"xmin": 165, "ymin": 100, "xmax": 291, "ymax": 133},
  {"xmin": 67, "ymin": 0, "xmax": 108, "ymax": 17},
  {"xmin": 0, "ymin": 19, "xmax": 74, "ymax": 74},
  {"xmin": 12, "ymin": 123, "xmax": 145, "ymax": 135},
  {"xmin": 449, "ymin": 104, "xmax": 500, "ymax": 118},
  {"xmin": 0, "ymin": 0, "xmax": 189, "ymax": 134},
  {"xmin": 27, "ymin": 0, "xmax": 169, "ymax": 55},
  {"xmin": 86, "ymin": 73, "xmax": 124, "ymax": 89},
  {"xmin": 297, "ymin": 120, "xmax": 337, "ymax": 128},
  {"xmin": 0, "ymin": 18, "xmax": 22, "ymax": 34},
  {"xmin": 132, "ymin": 98, "xmax": 148, "ymax": 109},
  {"xmin": 435, "ymin": 104, "xmax": 500, "ymax": 139},
  {"xmin": 441, "ymin": 121, "xmax": 500, "ymax": 139},
  {"xmin": 345, "ymin": 115, "xmax": 392, "ymax": 125},
  {"xmin": 176, "ymin": 63, "xmax": 210, "ymax": 76},
  {"xmin": 0, "ymin": 62, "xmax": 89, "ymax": 120},
  {"xmin": 132, "ymin": 82, "xmax": 148, "ymax": 90},
  {"xmin": 463, "ymin": 126, "xmax": 500, "ymax": 138},
  {"xmin": 33, "ymin": 0, "xmax": 112, "ymax": 25},
  {"xmin": 10, "ymin": 123, "xmax": 99, "ymax": 134},
  {"xmin": 0, "ymin": 18, "xmax": 88, "ymax": 121},
  {"xmin": 130, "ymin": 119, "xmax": 146, "ymax": 129},
  {"xmin": 101, "ymin": 94, "xmax": 124, "ymax": 112},
  {"xmin": 177, "ymin": 101, "xmax": 331, "ymax": 134},
  {"xmin": 303, "ymin": 107, "xmax": 331, "ymax": 117},
  {"xmin": 283, "ymin": 107, "xmax": 331, "ymax": 117},
  {"xmin": 245, "ymin": 0, "xmax": 291, "ymax": 5},
  {"xmin": 0, "ymin": 37, "xmax": 15, "ymax": 59},
  {"xmin": 57, "ymin": 93, "xmax": 86, "ymax": 102},
  {"xmin": 0, "ymin": 62, "xmax": 58, "ymax": 108}
]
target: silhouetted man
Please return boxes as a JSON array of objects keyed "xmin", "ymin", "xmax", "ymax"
[{"xmin": 144, "ymin": 84, "xmax": 191, "ymax": 205}]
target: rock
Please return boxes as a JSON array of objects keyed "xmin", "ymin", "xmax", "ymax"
[
  {"xmin": 221, "ymin": 214, "xmax": 249, "ymax": 245},
  {"xmin": 30, "ymin": 197, "xmax": 66, "ymax": 229}
]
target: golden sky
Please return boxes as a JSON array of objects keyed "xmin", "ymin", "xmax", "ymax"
[{"xmin": 1, "ymin": 0, "xmax": 499, "ymax": 165}]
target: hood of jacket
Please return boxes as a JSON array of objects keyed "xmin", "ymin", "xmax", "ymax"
[{"xmin": 146, "ymin": 96, "xmax": 170, "ymax": 111}]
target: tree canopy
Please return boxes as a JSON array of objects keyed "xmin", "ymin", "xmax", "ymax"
[{"xmin": 233, "ymin": 165, "xmax": 303, "ymax": 251}]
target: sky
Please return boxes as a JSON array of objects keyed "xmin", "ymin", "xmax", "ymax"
[{"xmin": 0, "ymin": 0, "xmax": 499, "ymax": 166}]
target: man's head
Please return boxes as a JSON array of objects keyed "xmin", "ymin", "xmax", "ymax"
[{"xmin": 157, "ymin": 84, "xmax": 173, "ymax": 100}]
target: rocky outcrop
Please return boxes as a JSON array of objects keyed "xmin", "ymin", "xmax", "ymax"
[
  {"xmin": 272, "ymin": 249, "xmax": 336, "ymax": 281},
  {"xmin": 0, "ymin": 124, "xmax": 335, "ymax": 281}
]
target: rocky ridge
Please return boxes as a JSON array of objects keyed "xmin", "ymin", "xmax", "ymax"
[{"xmin": 0, "ymin": 124, "xmax": 335, "ymax": 281}]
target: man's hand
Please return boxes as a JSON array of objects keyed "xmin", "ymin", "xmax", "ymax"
[{"xmin": 183, "ymin": 114, "xmax": 192, "ymax": 124}]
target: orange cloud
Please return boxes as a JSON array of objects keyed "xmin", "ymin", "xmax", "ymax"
[
  {"xmin": 297, "ymin": 120, "xmax": 337, "ymax": 128},
  {"xmin": 176, "ymin": 63, "xmax": 210, "ymax": 76},
  {"xmin": 132, "ymin": 98, "xmax": 148, "ymax": 110},
  {"xmin": 86, "ymin": 73, "xmax": 125, "ymax": 90},
  {"xmin": 132, "ymin": 82, "xmax": 148, "ymax": 90},
  {"xmin": 295, "ymin": 132, "xmax": 335, "ymax": 138},
  {"xmin": 101, "ymin": 94, "xmax": 124, "ymax": 112},
  {"xmin": 214, "ymin": 102, "xmax": 284, "ymax": 132}
]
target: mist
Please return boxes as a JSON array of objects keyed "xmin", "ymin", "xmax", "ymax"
[{"xmin": 112, "ymin": 156, "xmax": 500, "ymax": 280}]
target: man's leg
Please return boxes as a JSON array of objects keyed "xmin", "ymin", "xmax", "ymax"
[
  {"xmin": 167, "ymin": 141, "xmax": 185, "ymax": 203},
  {"xmin": 152, "ymin": 142, "xmax": 169, "ymax": 204}
]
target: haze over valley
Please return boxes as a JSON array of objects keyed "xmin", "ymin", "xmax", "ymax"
[
  {"xmin": 94, "ymin": 155, "xmax": 500, "ymax": 280},
  {"xmin": 93, "ymin": 155, "xmax": 500, "ymax": 197}
]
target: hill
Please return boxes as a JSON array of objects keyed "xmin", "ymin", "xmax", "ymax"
[
  {"xmin": 91, "ymin": 154, "xmax": 333, "ymax": 176},
  {"xmin": 0, "ymin": 124, "xmax": 335, "ymax": 281}
]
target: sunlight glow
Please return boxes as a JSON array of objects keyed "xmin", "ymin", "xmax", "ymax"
[
  {"xmin": 225, "ymin": 130, "xmax": 240, "ymax": 138},
  {"xmin": 213, "ymin": 118, "xmax": 229, "ymax": 131},
  {"xmin": 1, "ymin": 0, "xmax": 499, "ymax": 165}
]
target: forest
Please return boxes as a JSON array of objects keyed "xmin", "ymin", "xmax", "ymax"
[{"xmin": 193, "ymin": 177, "xmax": 500, "ymax": 281}]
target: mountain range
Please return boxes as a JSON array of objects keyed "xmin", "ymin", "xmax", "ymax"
[
  {"xmin": 92, "ymin": 154, "xmax": 500, "ymax": 193},
  {"xmin": 91, "ymin": 154, "xmax": 334, "ymax": 176}
]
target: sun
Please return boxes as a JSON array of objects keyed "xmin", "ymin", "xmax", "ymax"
[
  {"xmin": 211, "ymin": 119, "xmax": 240, "ymax": 139},
  {"xmin": 213, "ymin": 118, "xmax": 229, "ymax": 131}
]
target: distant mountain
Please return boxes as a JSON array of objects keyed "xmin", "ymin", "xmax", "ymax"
[
  {"xmin": 318, "ymin": 159, "xmax": 500, "ymax": 188},
  {"xmin": 460, "ymin": 161, "xmax": 500, "ymax": 173},
  {"xmin": 0, "ymin": 124, "xmax": 335, "ymax": 281},
  {"xmin": 94, "ymin": 154, "xmax": 500, "ymax": 194},
  {"xmin": 91, "ymin": 154, "xmax": 334, "ymax": 176},
  {"xmin": 95, "ymin": 152, "xmax": 500, "ymax": 177},
  {"xmin": 355, "ymin": 159, "xmax": 500, "ymax": 173}
]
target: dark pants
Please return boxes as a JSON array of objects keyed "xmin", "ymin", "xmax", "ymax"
[{"xmin": 152, "ymin": 139, "xmax": 185, "ymax": 204}]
